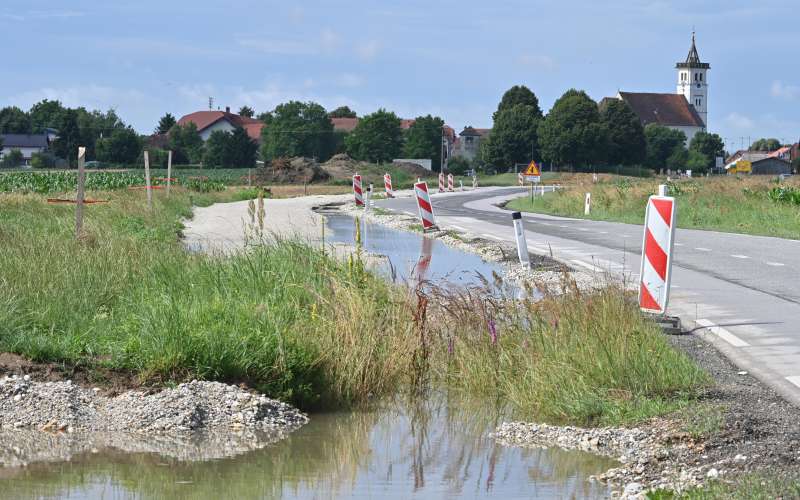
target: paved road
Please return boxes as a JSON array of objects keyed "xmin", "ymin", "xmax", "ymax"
[{"xmin": 377, "ymin": 186, "xmax": 800, "ymax": 406}]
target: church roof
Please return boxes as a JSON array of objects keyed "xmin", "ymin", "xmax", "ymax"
[
  {"xmin": 618, "ymin": 92, "xmax": 705, "ymax": 128},
  {"xmin": 676, "ymin": 33, "xmax": 710, "ymax": 69}
]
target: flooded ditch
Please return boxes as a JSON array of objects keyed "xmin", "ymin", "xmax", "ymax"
[{"xmin": 0, "ymin": 211, "xmax": 617, "ymax": 498}]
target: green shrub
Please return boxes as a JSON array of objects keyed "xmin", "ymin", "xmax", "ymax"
[
  {"xmin": 30, "ymin": 152, "xmax": 57, "ymax": 169},
  {"xmin": 1, "ymin": 149, "xmax": 24, "ymax": 168}
]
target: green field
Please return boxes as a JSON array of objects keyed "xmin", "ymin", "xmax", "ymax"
[{"xmin": 508, "ymin": 175, "xmax": 800, "ymax": 239}]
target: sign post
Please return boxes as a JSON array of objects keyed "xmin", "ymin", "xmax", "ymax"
[
  {"xmin": 523, "ymin": 160, "xmax": 541, "ymax": 184},
  {"xmin": 76, "ymin": 147, "xmax": 86, "ymax": 239}
]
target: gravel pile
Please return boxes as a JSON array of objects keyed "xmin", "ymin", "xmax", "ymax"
[{"xmin": 0, "ymin": 376, "xmax": 308, "ymax": 435}]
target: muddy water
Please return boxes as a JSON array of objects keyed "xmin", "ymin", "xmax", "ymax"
[
  {"xmin": 1, "ymin": 213, "xmax": 616, "ymax": 499},
  {"xmin": 323, "ymin": 213, "xmax": 508, "ymax": 289},
  {"xmin": 2, "ymin": 396, "xmax": 614, "ymax": 499}
]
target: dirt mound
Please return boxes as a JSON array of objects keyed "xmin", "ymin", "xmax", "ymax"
[
  {"xmin": 253, "ymin": 157, "xmax": 330, "ymax": 184},
  {"xmin": 321, "ymin": 153, "xmax": 364, "ymax": 180},
  {"xmin": 391, "ymin": 161, "xmax": 431, "ymax": 177}
]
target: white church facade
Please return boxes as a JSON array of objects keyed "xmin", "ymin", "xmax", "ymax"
[{"xmin": 605, "ymin": 34, "xmax": 709, "ymax": 144}]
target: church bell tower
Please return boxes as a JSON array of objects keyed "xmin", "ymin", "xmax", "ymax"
[{"xmin": 676, "ymin": 32, "xmax": 709, "ymax": 127}]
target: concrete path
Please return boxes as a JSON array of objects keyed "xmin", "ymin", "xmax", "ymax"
[{"xmin": 377, "ymin": 187, "xmax": 800, "ymax": 407}]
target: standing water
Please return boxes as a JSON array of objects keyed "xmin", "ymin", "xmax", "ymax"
[{"xmin": 1, "ymin": 213, "xmax": 615, "ymax": 498}]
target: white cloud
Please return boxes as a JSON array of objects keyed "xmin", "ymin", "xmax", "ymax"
[
  {"xmin": 725, "ymin": 112, "xmax": 755, "ymax": 130},
  {"xmin": 320, "ymin": 28, "xmax": 341, "ymax": 52},
  {"xmin": 11, "ymin": 85, "xmax": 147, "ymax": 112},
  {"xmin": 1, "ymin": 9, "xmax": 85, "ymax": 21},
  {"xmin": 356, "ymin": 40, "xmax": 381, "ymax": 61},
  {"xmin": 771, "ymin": 81, "xmax": 800, "ymax": 101},
  {"xmin": 518, "ymin": 54, "xmax": 556, "ymax": 71},
  {"xmin": 236, "ymin": 38, "xmax": 318, "ymax": 56}
]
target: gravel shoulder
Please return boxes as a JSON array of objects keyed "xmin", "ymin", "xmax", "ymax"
[{"xmin": 495, "ymin": 332, "xmax": 800, "ymax": 498}]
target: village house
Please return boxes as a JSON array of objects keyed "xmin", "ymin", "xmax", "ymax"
[
  {"xmin": 177, "ymin": 107, "xmax": 264, "ymax": 142},
  {"xmin": 0, "ymin": 134, "xmax": 50, "ymax": 166},
  {"xmin": 451, "ymin": 126, "xmax": 490, "ymax": 161}
]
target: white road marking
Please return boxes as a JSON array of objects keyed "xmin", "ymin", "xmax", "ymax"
[
  {"xmin": 558, "ymin": 225, "xmax": 569, "ymax": 228},
  {"xmin": 482, "ymin": 234, "xmax": 503, "ymax": 241},
  {"xmin": 403, "ymin": 211, "xmax": 416, "ymax": 216},
  {"xmin": 695, "ymin": 319, "xmax": 750, "ymax": 347},
  {"xmin": 675, "ymin": 243, "xmax": 684, "ymax": 247},
  {"xmin": 730, "ymin": 254, "xmax": 749, "ymax": 259},
  {"xmin": 786, "ymin": 376, "xmax": 800, "ymax": 389},
  {"xmin": 695, "ymin": 247, "xmax": 712, "ymax": 252},
  {"xmin": 539, "ymin": 222, "xmax": 552, "ymax": 226},
  {"xmin": 597, "ymin": 231, "xmax": 608, "ymax": 234},
  {"xmin": 766, "ymin": 261, "xmax": 785, "ymax": 267},
  {"xmin": 449, "ymin": 224, "xmax": 467, "ymax": 231}
]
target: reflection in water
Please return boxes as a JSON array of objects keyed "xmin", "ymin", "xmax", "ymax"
[{"xmin": 2, "ymin": 395, "xmax": 614, "ymax": 499}]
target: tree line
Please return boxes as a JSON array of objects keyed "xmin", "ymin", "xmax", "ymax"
[{"xmin": 462, "ymin": 85, "xmax": 728, "ymax": 175}]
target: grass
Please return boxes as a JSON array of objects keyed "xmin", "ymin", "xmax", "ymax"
[
  {"xmin": 648, "ymin": 474, "xmax": 800, "ymax": 499},
  {"xmin": 424, "ymin": 283, "xmax": 708, "ymax": 425},
  {"xmin": 0, "ymin": 188, "xmax": 416, "ymax": 410},
  {"xmin": 507, "ymin": 175, "xmax": 800, "ymax": 239},
  {"xmin": 0, "ymin": 185, "xmax": 708, "ymax": 425}
]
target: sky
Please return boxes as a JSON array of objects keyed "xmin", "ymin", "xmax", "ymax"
[{"xmin": 2, "ymin": 0, "xmax": 798, "ymax": 152}]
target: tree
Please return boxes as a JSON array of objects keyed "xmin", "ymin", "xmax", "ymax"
[
  {"xmin": 52, "ymin": 109, "xmax": 82, "ymax": 167},
  {"xmin": 30, "ymin": 151, "xmax": 57, "ymax": 169},
  {"xmin": 156, "ymin": 113, "xmax": 177, "ymax": 134},
  {"xmin": 75, "ymin": 107, "xmax": 126, "ymax": 160},
  {"xmin": 493, "ymin": 85, "xmax": 542, "ymax": 122},
  {"xmin": 538, "ymin": 89, "xmax": 608, "ymax": 169},
  {"xmin": 644, "ymin": 124, "xmax": 687, "ymax": 170},
  {"xmin": 402, "ymin": 115, "xmax": 445, "ymax": 171},
  {"xmin": 447, "ymin": 156, "xmax": 471, "ymax": 176},
  {"xmin": 95, "ymin": 127, "xmax": 142, "ymax": 165},
  {"xmin": 480, "ymin": 104, "xmax": 541, "ymax": 169},
  {"xmin": 228, "ymin": 127, "xmax": 258, "ymax": 167},
  {"xmin": 328, "ymin": 106, "xmax": 357, "ymax": 119},
  {"xmin": 256, "ymin": 111, "xmax": 273, "ymax": 124},
  {"xmin": 168, "ymin": 123, "xmax": 204, "ymax": 164},
  {"xmin": 751, "ymin": 138, "xmax": 782, "ymax": 151},
  {"xmin": 238, "ymin": 106, "xmax": 255, "ymax": 118},
  {"xmin": 203, "ymin": 130, "xmax": 231, "ymax": 167},
  {"xmin": 345, "ymin": 109, "xmax": 403, "ymax": 163},
  {"xmin": 29, "ymin": 99, "xmax": 67, "ymax": 133},
  {"xmin": 685, "ymin": 149, "xmax": 709, "ymax": 173},
  {"xmin": 1, "ymin": 149, "xmax": 23, "ymax": 168},
  {"xmin": 689, "ymin": 131, "xmax": 725, "ymax": 171},
  {"xmin": 599, "ymin": 99, "xmax": 646, "ymax": 166},
  {"xmin": 260, "ymin": 101, "xmax": 335, "ymax": 161},
  {"xmin": 0, "ymin": 107, "xmax": 32, "ymax": 134},
  {"xmin": 666, "ymin": 147, "xmax": 689, "ymax": 171}
]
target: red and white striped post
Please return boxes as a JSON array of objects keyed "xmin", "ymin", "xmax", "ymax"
[
  {"xmin": 414, "ymin": 181, "xmax": 437, "ymax": 230},
  {"xmin": 384, "ymin": 173, "xmax": 394, "ymax": 198},
  {"xmin": 353, "ymin": 174, "xmax": 364, "ymax": 207},
  {"xmin": 447, "ymin": 173, "xmax": 454, "ymax": 192},
  {"xmin": 639, "ymin": 195, "xmax": 677, "ymax": 314},
  {"xmin": 438, "ymin": 172, "xmax": 445, "ymax": 193},
  {"xmin": 518, "ymin": 172, "xmax": 524, "ymax": 186}
]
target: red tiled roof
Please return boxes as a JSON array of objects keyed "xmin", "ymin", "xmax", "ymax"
[
  {"xmin": 768, "ymin": 146, "xmax": 791, "ymax": 159},
  {"xmin": 618, "ymin": 92, "xmax": 704, "ymax": 128},
  {"xmin": 177, "ymin": 111, "xmax": 265, "ymax": 140},
  {"xmin": 331, "ymin": 117, "xmax": 359, "ymax": 132},
  {"xmin": 400, "ymin": 119, "xmax": 415, "ymax": 129}
]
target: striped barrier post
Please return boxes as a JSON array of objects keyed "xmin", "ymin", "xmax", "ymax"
[
  {"xmin": 353, "ymin": 174, "xmax": 364, "ymax": 207},
  {"xmin": 438, "ymin": 172, "xmax": 445, "ymax": 193},
  {"xmin": 518, "ymin": 172, "xmax": 524, "ymax": 186},
  {"xmin": 384, "ymin": 173, "xmax": 394, "ymax": 198},
  {"xmin": 639, "ymin": 195, "xmax": 677, "ymax": 314},
  {"xmin": 447, "ymin": 173, "xmax": 454, "ymax": 192},
  {"xmin": 414, "ymin": 181, "xmax": 437, "ymax": 230}
]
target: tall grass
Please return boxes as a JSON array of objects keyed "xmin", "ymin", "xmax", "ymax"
[
  {"xmin": 0, "ymin": 189, "xmax": 414, "ymax": 409},
  {"xmin": 424, "ymin": 283, "xmax": 708, "ymax": 425},
  {"xmin": 508, "ymin": 175, "xmax": 800, "ymax": 239}
]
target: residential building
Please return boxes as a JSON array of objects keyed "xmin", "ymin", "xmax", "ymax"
[
  {"xmin": 751, "ymin": 157, "xmax": 791, "ymax": 175},
  {"xmin": 177, "ymin": 107, "xmax": 264, "ymax": 142},
  {"xmin": 0, "ymin": 134, "xmax": 50, "ymax": 166},
  {"xmin": 452, "ymin": 126, "xmax": 490, "ymax": 161},
  {"xmin": 604, "ymin": 33, "xmax": 708, "ymax": 144}
]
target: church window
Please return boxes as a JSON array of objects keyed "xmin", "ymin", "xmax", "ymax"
[
  {"xmin": 694, "ymin": 73, "xmax": 698, "ymax": 82},
  {"xmin": 699, "ymin": 73, "xmax": 703, "ymax": 82}
]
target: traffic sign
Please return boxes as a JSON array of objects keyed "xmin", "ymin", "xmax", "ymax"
[{"xmin": 524, "ymin": 160, "xmax": 541, "ymax": 183}]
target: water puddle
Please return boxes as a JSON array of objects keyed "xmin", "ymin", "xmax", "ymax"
[
  {"xmin": 323, "ymin": 213, "xmax": 508, "ymax": 289},
  {"xmin": 1, "ymin": 396, "xmax": 615, "ymax": 499}
]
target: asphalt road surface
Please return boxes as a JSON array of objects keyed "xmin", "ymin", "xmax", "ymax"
[{"xmin": 377, "ymin": 186, "xmax": 800, "ymax": 407}]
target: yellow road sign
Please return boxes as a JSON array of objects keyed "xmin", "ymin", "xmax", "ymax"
[{"xmin": 524, "ymin": 160, "xmax": 541, "ymax": 176}]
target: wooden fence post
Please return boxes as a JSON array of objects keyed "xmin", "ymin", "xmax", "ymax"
[
  {"xmin": 167, "ymin": 150, "xmax": 172, "ymax": 197},
  {"xmin": 75, "ymin": 147, "xmax": 86, "ymax": 239},
  {"xmin": 144, "ymin": 150, "xmax": 152, "ymax": 208}
]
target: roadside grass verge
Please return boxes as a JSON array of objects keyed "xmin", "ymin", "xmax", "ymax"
[
  {"xmin": 507, "ymin": 176, "xmax": 800, "ymax": 239},
  {"xmin": 426, "ymin": 283, "xmax": 708, "ymax": 426},
  {"xmin": 648, "ymin": 474, "xmax": 800, "ymax": 499},
  {"xmin": 0, "ymin": 189, "xmax": 415, "ymax": 409}
]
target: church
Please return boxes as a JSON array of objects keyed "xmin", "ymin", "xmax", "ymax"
[{"xmin": 603, "ymin": 33, "xmax": 709, "ymax": 144}]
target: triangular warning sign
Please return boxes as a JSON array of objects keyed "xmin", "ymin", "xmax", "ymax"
[{"xmin": 524, "ymin": 161, "xmax": 540, "ymax": 176}]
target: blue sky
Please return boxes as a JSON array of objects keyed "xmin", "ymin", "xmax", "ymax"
[{"xmin": 2, "ymin": 0, "xmax": 798, "ymax": 151}]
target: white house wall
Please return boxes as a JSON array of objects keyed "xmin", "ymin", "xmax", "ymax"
[{"xmin": 199, "ymin": 120, "xmax": 236, "ymax": 141}]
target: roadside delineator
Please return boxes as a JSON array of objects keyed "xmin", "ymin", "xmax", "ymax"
[
  {"xmin": 511, "ymin": 212, "xmax": 530, "ymax": 268},
  {"xmin": 438, "ymin": 172, "xmax": 445, "ymax": 193},
  {"xmin": 518, "ymin": 172, "xmax": 524, "ymax": 186},
  {"xmin": 365, "ymin": 184, "xmax": 373, "ymax": 212},
  {"xmin": 472, "ymin": 175, "xmax": 478, "ymax": 189},
  {"xmin": 384, "ymin": 173, "xmax": 394, "ymax": 198},
  {"xmin": 584, "ymin": 193, "xmax": 591, "ymax": 215},
  {"xmin": 639, "ymin": 195, "xmax": 677, "ymax": 315},
  {"xmin": 658, "ymin": 184, "xmax": 667, "ymax": 196},
  {"xmin": 414, "ymin": 181, "xmax": 438, "ymax": 231},
  {"xmin": 353, "ymin": 174, "xmax": 364, "ymax": 207},
  {"xmin": 447, "ymin": 173, "xmax": 454, "ymax": 192}
]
